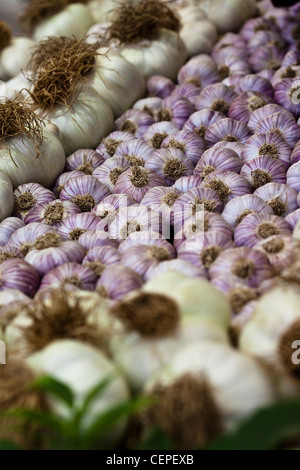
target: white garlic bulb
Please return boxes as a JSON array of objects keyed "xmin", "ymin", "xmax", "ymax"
[
  {"xmin": 40, "ymin": 86, "xmax": 114, "ymax": 156},
  {"xmin": 2, "ymin": 72, "xmax": 32, "ymax": 102},
  {"xmin": 0, "ymin": 170, "xmax": 14, "ymax": 221},
  {"xmin": 198, "ymin": 0, "xmax": 257, "ymax": 33},
  {"xmin": 33, "ymin": 4, "xmax": 94, "ymax": 41},
  {"xmin": 240, "ymin": 285, "xmax": 300, "ymax": 395},
  {"xmin": 143, "ymin": 341, "xmax": 276, "ymax": 448},
  {"xmin": 0, "ymin": 117, "xmax": 65, "ymax": 188},
  {"xmin": 87, "ymin": 0, "xmax": 125, "ymax": 23},
  {"xmin": 91, "ymin": 48, "xmax": 146, "ymax": 118},
  {"xmin": 106, "ymin": 273, "xmax": 230, "ymax": 391},
  {"xmin": 180, "ymin": 19, "xmax": 217, "ymax": 57},
  {"xmin": 26, "ymin": 339, "xmax": 130, "ymax": 447},
  {"xmin": 0, "ymin": 37, "xmax": 36, "ymax": 81},
  {"xmin": 119, "ymin": 29, "xmax": 187, "ymax": 80}
]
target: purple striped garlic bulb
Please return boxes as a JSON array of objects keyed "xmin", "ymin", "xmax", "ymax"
[
  {"xmin": 162, "ymin": 130, "xmax": 205, "ymax": 166},
  {"xmin": 114, "ymin": 139, "xmax": 154, "ymax": 167},
  {"xmin": 53, "ymin": 170, "xmax": 85, "ymax": 198},
  {"xmin": 228, "ymin": 91, "xmax": 274, "ymax": 124},
  {"xmin": 118, "ymin": 231, "xmax": 168, "ymax": 254},
  {"xmin": 114, "ymin": 109, "xmax": 154, "ymax": 138},
  {"xmin": 0, "ymin": 259, "xmax": 40, "ymax": 297},
  {"xmin": 96, "ymin": 265, "xmax": 143, "ymax": 301},
  {"xmin": 254, "ymin": 112, "xmax": 300, "ymax": 148},
  {"xmin": 65, "ymin": 149, "xmax": 104, "ymax": 174},
  {"xmin": 248, "ymin": 103, "xmax": 294, "ymax": 132},
  {"xmin": 254, "ymin": 235, "xmax": 294, "ymax": 275},
  {"xmin": 96, "ymin": 131, "xmax": 135, "ymax": 159},
  {"xmin": 133, "ymin": 97, "xmax": 163, "ymax": 121},
  {"xmin": 194, "ymin": 147, "xmax": 242, "ymax": 178},
  {"xmin": 195, "ymin": 83, "xmax": 237, "ymax": 116},
  {"xmin": 82, "ymin": 246, "xmax": 121, "ymax": 278},
  {"xmin": 92, "ymin": 194, "xmax": 137, "ymax": 231},
  {"xmin": 178, "ymin": 232, "xmax": 234, "ymax": 271},
  {"xmin": 93, "ymin": 156, "xmax": 129, "ymax": 192},
  {"xmin": 60, "ymin": 175, "xmax": 110, "ymax": 212},
  {"xmin": 109, "ymin": 206, "xmax": 166, "ymax": 243},
  {"xmin": 0, "ymin": 218, "xmax": 24, "ymax": 246},
  {"xmin": 145, "ymin": 259, "xmax": 206, "ymax": 281},
  {"xmin": 147, "ymin": 75, "xmax": 175, "ymax": 99},
  {"xmin": 141, "ymin": 187, "xmax": 182, "ymax": 225},
  {"xmin": 6, "ymin": 223, "xmax": 56, "ymax": 257},
  {"xmin": 205, "ymin": 118, "xmax": 252, "ymax": 147},
  {"xmin": 200, "ymin": 171, "xmax": 251, "ymax": 204},
  {"xmin": 221, "ymin": 194, "xmax": 274, "ymax": 229},
  {"xmin": 234, "ymin": 213, "xmax": 291, "ymax": 247},
  {"xmin": 172, "ymin": 175, "xmax": 202, "ymax": 192},
  {"xmin": 57, "ymin": 213, "xmax": 100, "ymax": 241},
  {"xmin": 254, "ymin": 183, "xmax": 298, "ymax": 217},
  {"xmin": 121, "ymin": 242, "xmax": 176, "ymax": 280},
  {"xmin": 14, "ymin": 183, "xmax": 55, "ymax": 220},
  {"xmin": 209, "ymin": 246, "xmax": 273, "ymax": 288},
  {"xmin": 157, "ymin": 96, "xmax": 194, "ymax": 129},
  {"xmin": 25, "ymin": 200, "xmax": 81, "ymax": 227},
  {"xmin": 212, "ymin": 276, "xmax": 259, "ymax": 316},
  {"xmin": 183, "ymin": 109, "xmax": 225, "ymax": 139},
  {"xmin": 113, "ymin": 166, "xmax": 166, "ymax": 203},
  {"xmin": 40, "ymin": 262, "xmax": 97, "ymax": 292},
  {"xmin": 77, "ymin": 230, "xmax": 118, "ymax": 251},
  {"xmin": 241, "ymin": 132, "xmax": 292, "ymax": 168},
  {"xmin": 240, "ymin": 156, "xmax": 287, "ymax": 189},
  {"xmin": 145, "ymin": 148, "xmax": 194, "ymax": 186},
  {"xmin": 143, "ymin": 122, "xmax": 179, "ymax": 149}
]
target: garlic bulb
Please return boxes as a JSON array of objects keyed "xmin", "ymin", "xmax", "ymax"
[
  {"xmin": 104, "ymin": 1, "xmax": 187, "ymax": 80},
  {"xmin": 21, "ymin": 1, "xmax": 94, "ymax": 41},
  {"xmin": 0, "ymin": 170, "xmax": 14, "ymax": 222},
  {"xmin": 119, "ymin": 28, "xmax": 187, "ymax": 80},
  {"xmin": 143, "ymin": 341, "xmax": 276, "ymax": 449},
  {"xmin": 0, "ymin": 101, "xmax": 65, "ymax": 188},
  {"xmin": 37, "ymin": 86, "xmax": 114, "ymax": 157},
  {"xmin": 199, "ymin": 0, "xmax": 257, "ymax": 33},
  {"xmin": 240, "ymin": 285, "xmax": 300, "ymax": 394},
  {"xmin": 87, "ymin": 0, "xmax": 125, "ymax": 23},
  {"xmin": 91, "ymin": 48, "xmax": 146, "ymax": 118},
  {"xmin": 109, "ymin": 273, "xmax": 231, "ymax": 390},
  {"xmin": 0, "ymin": 20, "xmax": 36, "ymax": 80},
  {"xmin": 180, "ymin": 19, "xmax": 217, "ymax": 57}
]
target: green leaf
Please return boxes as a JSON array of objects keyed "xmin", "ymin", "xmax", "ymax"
[
  {"xmin": 84, "ymin": 396, "xmax": 153, "ymax": 447},
  {"xmin": 28, "ymin": 376, "xmax": 74, "ymax": 408},
  {"xmin": 206, "ymin": 398, "xmax": 300, "ymax": 450},
  {"xmin": 6, "ymin": 408, "xmax": 67, "ymax": 435},
  {"xmin": 74, "ymin": 375, "xmax": 113, "ymax": 425},
  {"xmin": 137, "ymin": 428, "xmax": 173, "ymax": 450},
  {"xmin": 0, "ymin": 440, "xmax": 23, "ymax": 450}
]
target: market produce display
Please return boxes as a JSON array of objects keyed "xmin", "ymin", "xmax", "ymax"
[{"xmin": 0, "ymin": 0, "xmax": 300, "ymax": 450}]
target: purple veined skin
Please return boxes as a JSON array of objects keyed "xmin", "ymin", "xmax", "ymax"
[
  {"xmin": 145, "ymin": 258, "xmax": 207, "ymax": 281},
  {"xmin": 57, "ymin": 213, "xmax": 101, "ymax": 241},
  {"xmin": 96, "ymin": 265, "xmax": 143, "ymax": 301},
  {"xmin": 209, "ymin": 246, "xmax": 273, "ymax": 288},
  {"xmin": 0, "ymin": 218, "xmax": 24, "ymax": 246},
  {"xmin": 82, "ymin": 246, "xmax": 121, "ymax": 278},
  {"xmin": 6, "ymin": 223, "xmax": 57, "ymax": 257},
  {"xmin": 113, "ymin": 166, "xmax": 166, "ymax": 203},
  {"xmin": 254, "ymin": 182, "xmax": 298, "ymax": 217},
  {"xmin": 13, "ymin": 183, "xmax": 55, "ymax": 220},
  {"xmin": 39, "ymin": 262, "xmax": 98, "ymax": 292},
  {"xmin": 177, "ymin": 231, "xmax": 235, "ymax": 272},
  {"xmin": 240, "ymin": 156, "xmax": 287, "ymax": 189},
  {"xmin": 234, "ymin": 212, "xmax": 291, "ymax": 248},
  {"xmin": 143, "ymin": 122, "xmax": 179, "ymax": 149},
  {"xmin": 144, "ymin": 148, "xmax": 194, "ymax": 186},
  {"xmin": 60, "ymin": 175, "xmax": 111, "ymax": 212},
  {"xmin": 162, "ymin": 129, "xmax": 205, "ymax": 166},
  {"xmin": 114, "ymin": 109, "xmax": 154, "ymax": 139},
  {"xmin": 65, "ymin": 149, "xmax": 105, "ymax": 174},
  {"xmin": 221, "ymin": 194, "xmax": 274, "ymax": 229},
  {"xmin": 96, "ymin": 131, "xmax": 136, "ymax": 160},
  {"xmin": 147, "ymin": 75, "xmax": 175, "ymax": 99},
  {"xmin": 0, "ymin": 259, "xmax": 40, "ymax": 297},
  {"xmin": 25, "ymin": 200, "xmax": 81, "ymax": 227}
]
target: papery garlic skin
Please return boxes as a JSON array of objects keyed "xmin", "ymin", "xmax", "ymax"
[
  {"xmin": 199, "ymin": 0, "xmax": 257, "ymax": 33},
  {"xmin": 40, "ymin": 86, "xmax": 113, "ymax": 157},
  {"xmin": 91, "ymin": 48, "xmax": 146, "ymax": 118},
  {"xmin": 26, "ymin": 339, "xmax": 130, "ymax": 447},
  {"xmin": 0, "ymin": 170, "xmax": 14, "ymax": 222},
  {"xmin": 0, "ymin": 37, "xmax": 36, "ymax": 81},
  {"xmin": 240, "ymin": 285, "xmax": 300, "ymax": 395},
  {"xmin": 119, "ymin": 29, "xmax": 187, "ymax": 80},
  {"xmin": 145, "ymin": 341, "xmax": 276, "ymax": 435},
  {"xmin": 33, "ymin": 4, "xmax": 94, "ymax": 41},
  {"xmin": 0, "ymin": 125, "xmax": 65, "ymax": 189}
]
